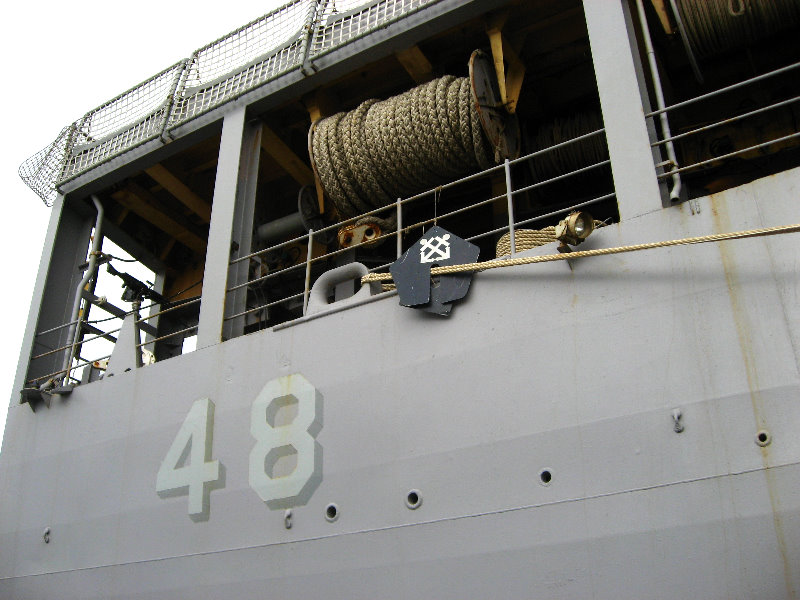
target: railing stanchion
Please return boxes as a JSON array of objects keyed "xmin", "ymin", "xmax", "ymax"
[
  {"xmin": 396, "ymin": 197, "xmax": 402, "ymax": 258},
  {"xmin": 303, "ymin": 228, "xmax": 314, "ymax": 315},
  {"xmin": 504, "ymin": 158, "xmax": 516, "ymax": 256}
]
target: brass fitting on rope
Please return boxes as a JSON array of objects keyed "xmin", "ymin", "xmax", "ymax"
[{"xmin": 555, "ymin": 211, "xmax": 594, "ymax": 247}]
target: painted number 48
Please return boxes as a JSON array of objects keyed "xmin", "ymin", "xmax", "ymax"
[{"xmin": 156, "ymin": 374, "xmax": 323, "ymax": 520}]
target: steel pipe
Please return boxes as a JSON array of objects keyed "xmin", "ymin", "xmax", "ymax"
[
  {"xmin": 61, "ymin": 195, "xmax": 105, "ymax": 384},
  {"xmin": 635, "ymin": 0, "xmax": 682, "ymax": 202}
]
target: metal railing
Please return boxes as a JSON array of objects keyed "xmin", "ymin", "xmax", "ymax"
[
  {"xmin": 25, "ymin": 127, "xmax": 615, "ymax": 385},
  {"xmin": 223, "ymin": 128, "xmax": 615, "ymax": 333},
  {"xmin": 645, "ymin": 59, "xmax": 800, "ymax": 191},
  {"xmin": 19, "ymin": 0, "xmax": 443, "ymax": 207},
  {"xmin": 27, "ymin": 292, "xmax": 202, "ymax": 387}
]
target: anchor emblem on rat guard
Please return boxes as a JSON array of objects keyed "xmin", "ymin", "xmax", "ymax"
[
  {"xmin": 419, "ymin": 234, "xmax": 451, "ymax": 263},
  {"xmin": 390, "ymin": 226, "xmax": 479, "ymax": 316}
]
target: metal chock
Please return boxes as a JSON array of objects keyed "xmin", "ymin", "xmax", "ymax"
[{"xmin": 671, "ymin": 408, "xmax": 684, "ymax": 433}]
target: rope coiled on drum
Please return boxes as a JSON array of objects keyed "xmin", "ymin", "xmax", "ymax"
[
  {"xmin": 310, "ymin": 76, "xmax": 494, "ymax": 222},
  {"xmin": 675, "ymin": 0, "xmax": 800, "ymax": 58}
]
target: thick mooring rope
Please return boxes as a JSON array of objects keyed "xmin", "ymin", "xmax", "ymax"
[
  {"xmin": 363, "ymin": 223, "xmax": 800, "ymax": 283},
  {"xmin": 676, "ymin": 0, "xmax": 800, "ymax": 58},
  {"xmin": 311, "ymin": 76, "xmax": 493, "ymax": 221},
  {"xmin": 496, "ymin": 227, "xmax": 557, "ymax": 257}
]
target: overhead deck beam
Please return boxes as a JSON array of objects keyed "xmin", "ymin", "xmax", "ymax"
[
  {"xmin": 395, "ymin": 45, "xmax": 434, "ymax": 84},
  {"xmin": 144, "ymin": 164, "xmax": 212, "ymax": 223},
  {"xmin": 259, "ymin": 125, "xmax": 315, "ymax": 187},
  {"xmin": 513, "ymin": 6, "xmax": 582, "ymax": 36},
  {"xmin": 111, "ymin": 184, "xmax": 207, "ymax": 254}
]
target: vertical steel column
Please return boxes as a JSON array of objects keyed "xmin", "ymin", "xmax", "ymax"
[
  {"xmin": 197, "ymin": 106, "xmax": 248, "ymax": 349},
  {"xmin": 583, "ymin": 0, "xmax": 664, "ymax": 220},
  {"xmin": 14, "ymin": 195, "xmax": 93, "ymax": 395},
  {"xmin": 222, "ymin": 120, "xmax": 262, "ymax": 341}
]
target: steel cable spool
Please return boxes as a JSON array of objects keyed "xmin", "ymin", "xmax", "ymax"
[
  {"xmin": 675, "ymin": 0, "xmax": 800, "ymax": 59},
  {"xmin": 309, "ymin": 51, "xmax": 519, "ymax": 224},
  {"xmin": 527, "ymin": 111, "xmax": 608, "ymax": 188}
]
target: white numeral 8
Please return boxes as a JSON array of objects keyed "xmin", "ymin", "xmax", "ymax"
[{"xmin": 249, "ymin": 374, "xmax": 323, "ymax": 509}]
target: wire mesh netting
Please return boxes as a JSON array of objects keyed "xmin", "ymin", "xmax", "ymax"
[
  {"xmin": 309, "ymin": 0, "xmax": 437, "ymax": 59},
  {"xmin": 168, "ymin": 1, "xmax": 316, "ymax": 127},
  {"xmin": 62, "ymin": 62, "xmax": 186, "ymax": 183},
  {"xmin": 18, "ymin": 126, "xmax": 74, "ymax": 206},
  {"xmin": 19, "ymin": 0, "xmax": 445, "ymax": 206}
]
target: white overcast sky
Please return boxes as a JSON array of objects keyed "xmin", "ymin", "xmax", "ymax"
[{"xmin": 0, "ymin": 1, "xmax": 284, "ymax": 451}]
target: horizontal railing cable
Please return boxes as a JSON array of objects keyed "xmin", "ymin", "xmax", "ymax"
[
  {"xmin": 645, "ymin": 61, "xmax": 800, "ymax": 117},
  {"xmin": 652, "ymin": 95, "xmax": 800, "ymax": 147},
  {"xmin": 658, "ymin": 131, "xmax": 800, "ymax": 177},
  {"xmin": 30, "ymin": 326, "xmax": 123, "ymax": 361},
  {"xmin": 512, "ymin": 160, "xmax": 610, "ymax": 197},
  {"xmin": 230, "ymin": 204, "xmax": 398, "ymax": 265},
  {"xmin": 223, "ymin": 292, "xmax": 305, "ymax": 322},
  {"xmin": 35, "ymin": 320, "xmax": 80, "ymax": 338},
  {"xmin": 509, "ymin": 129, "xmax": 605, "ymax": 166},
  {"xmin": 137, "ymin": 297, "xmax": 202, "ymax": 323},
  {"xmin": 363, "ymin": 223, "xmax": 800, "ymax": 282},
  {"xmin": 229, "ymin": 160, "xmax": 513, "ymax": 267},
  {"xmin": 137, "ymin": 326, "xmax": 198, "ymax": 348},
  {"xmin": 467, "ymin": 194, "xmax": 615, "ymax": 244},
  {"xmin": 28, "ymin": 354, "xmax": 112, "ymax": 385},
  {"xmin": 227, "ymin": 225, "xmax": 401, "ymax": 293}
]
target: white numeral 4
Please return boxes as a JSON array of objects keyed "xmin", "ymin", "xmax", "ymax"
[
  {"xmin": 249, "ymin": 374, "xmax": 323, "ymax": 509},
  {"xmin": 156, "ymin": 397, "xmax": 223, "ymax": 521}
]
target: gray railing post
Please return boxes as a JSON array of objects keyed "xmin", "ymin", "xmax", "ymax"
[
  {"xmin": 504, "ymin": 158, "xmax": 516, "ymax": 256},
  {"xmin": 303, "ymin": 229, "xmax": 315, "ymax": 315}
]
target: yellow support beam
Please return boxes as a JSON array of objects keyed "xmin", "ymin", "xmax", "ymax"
[
  {"xmin": 159, "ymin": 238, "xmax": 176, "ymax": 262},
  {"xmin": 304, "ymin": 92, "xmax": 338, "ymax": 215},
  {"xmin": 115, "ymin": 207, "xmax": 130, "ymax": 226},
  {"xmin": 650, "ymin": 0, "xmax": 675, "ymax": 34},
  {"xmin": 304, "ymin": 90, "xmax": 336, "ymax": 124},
  {"xmin": 395, "ymin": 45, "xmax": 434, "ymax": 84},
  {"xmin": 303, "ymin": 90, "xmax": 334, "ymax": 214},
  {"xmin": 145, "ymin": 164, "xmax": 212, "ymax": 223},
  {"xmin": 260, "ymin": 125, "xmax": 315, "ymax": 187},
  {"xmin": 112, "ymin": 184, "xmax": 207, "ymax": 254},
  {"xmin": 486, "ymin": 27, "xmax": 527, "ymax": 114}
]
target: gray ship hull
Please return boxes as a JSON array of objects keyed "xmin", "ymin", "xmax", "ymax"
[{"xmin": 2, "ymin": 170, "xmax": 799, "ymax": 598}]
